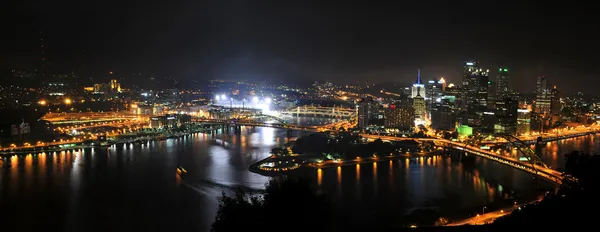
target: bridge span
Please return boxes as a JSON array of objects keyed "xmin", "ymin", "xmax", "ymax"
[
  {"xmin": 192, "ymin": 118, "xmax": 318, "ymax": 131},
  {"xmin": 280, "ymin": 105, "xmax": 355, "ymax": 117},
  {"xmin": 361, "ymin": 134, "xmax": 563, "ymax": 184}
]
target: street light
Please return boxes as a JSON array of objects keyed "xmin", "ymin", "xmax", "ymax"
[{"xmin": 482, "ymin": 206, "xmax": 486, "ymax": 214}]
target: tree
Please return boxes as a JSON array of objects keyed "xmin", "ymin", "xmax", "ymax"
[{"xmin": 211, "ymin": 177, "xmax": 331, "ymax": 232}]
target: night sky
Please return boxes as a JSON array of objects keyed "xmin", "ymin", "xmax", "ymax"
[{"xmin": 2, "ymin": 1, "xmax": 599, "ymax": 92}]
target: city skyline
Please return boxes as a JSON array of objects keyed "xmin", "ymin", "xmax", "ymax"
[{"xmin": 2, "ymin": 1, "xmax": 599, "ymax": 93}]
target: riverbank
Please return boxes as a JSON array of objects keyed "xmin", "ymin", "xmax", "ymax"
[
  {"xmin": 249, "ymin": 150, "xmax": 445, "ymax": 176},
  {"xmin": 0, "ymin": 126, "xmax": 218, "ymax": 156}
]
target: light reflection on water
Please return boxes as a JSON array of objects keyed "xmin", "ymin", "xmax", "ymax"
[{"xmin": 1, "ymin": 124, "xmax": 596, "ymax": 231}]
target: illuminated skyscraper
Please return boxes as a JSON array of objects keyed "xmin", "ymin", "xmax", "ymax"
[
  {"xmin": 413, "ymin": 92, "xmax": 426, "ymax": 125},
  {"xmin": 461, "ymin": 61, "xmax": 489, "ymax": 110},
  {"xmin": 496, "ymin": 68, "xmax": 510, "ymax": 98},
  {"xmin": 411, "ymin": 69, "xmax": 426, "ymax": 99},
  {"xmin": 535, "ymin": 76, "xmax": 551, "ymax": 115}
]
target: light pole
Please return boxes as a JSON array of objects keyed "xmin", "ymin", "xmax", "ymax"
[{"xmin": 482, "ymin": 206, "xmax": 486, "ymax": 214}]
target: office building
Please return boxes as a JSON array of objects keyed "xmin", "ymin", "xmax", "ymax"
[
  {"xmin": 496, "ymin": 68, "xmax": 510, "ymax": 98},
  {"xmin": 461, "ymin": 61, "xmax": 490, "ymax": 110},
  {"xmin": 517, "ymin": 109, "xmax": 531, "ymax": 135},
  {"xmin": 384, "ymin": 104, "xmax": 415, "ymax": 130},
  {"xmin": 430, "ymin": 98, "xmax": 456, "ymax": 131},
  {"xmin": 550, "ymin": 86, "xmax": 562, "ymax": 115},
  {"xmin": 426, "ymin": 78, "xmax": 443, "ymax": 111},
  {"xmin": 413, "ymin": 92, "xmax": 426, "ymax": 125},
  {"xmin": 411, "ymin": 69, "xmax": 426, "ymax": 99},
  {"xmin": 494, "ymin": 97, "xmax": 518, "ymax": 135},
  {"xmin": 535, "ymin": 76, "xmax": 551, "ymax": 115},
  {"xmin": 357, "ymin": 97, "xmax": 378, "ymax": 131}
]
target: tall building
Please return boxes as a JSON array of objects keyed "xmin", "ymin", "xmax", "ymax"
[
  {"xmin": 411, "ymin": 69, "xmax": 426, "ymax": 99},
  {"xmin": 496, "ymin": 68, "xmax": 510, "ymax": 98},
  {"xmin": 517, "ymin": 109, "xmax": 531, "ymax": 135},
  {"xmin": 461, "ymin": 61, "xmax": 490, "ymax": 110},
  {"xmin": 535, "ymin": 76, "xmax": 551, "ymax": 115},
  {"xmin": 384, "ymin": 104, "xmax": 415, "ymax": 130},
  {"xmin": 430, "ymin": 97, "xmax": 456, "ymax": 131},
  {"xmin": 439, "ymin": 77, "xmax": 447, "ymax": 92},
  {"xmin": 426, "ymin": 79, "xmax": 443, "ymax": 112},
  {"xmin": 550, "ymin": 86, "xmax": 562, "ymax": 115},
  {"xmin": 413, "ymin": 92, "xmax": 426, "ymax": 125},
  {"xmin": 357, "ymin": 97, "xmax": 377, "ymax": 131},
  {"xmin": 494, "ymin": 97, "xmax": 518, "ymax": 135}
]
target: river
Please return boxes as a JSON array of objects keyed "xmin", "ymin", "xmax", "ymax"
[{"xmin": 1, "ymin": 118, "xmax": 597, "ymax": 231}]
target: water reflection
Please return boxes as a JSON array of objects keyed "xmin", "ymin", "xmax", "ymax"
[{"xmin": 2, "ymin": 126, "xmax": 594, "ymax": 231}]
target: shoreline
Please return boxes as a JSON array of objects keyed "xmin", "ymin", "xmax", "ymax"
[{"xmin": 0, "ymin": 127, "xmax": 217, "ymax": 156}]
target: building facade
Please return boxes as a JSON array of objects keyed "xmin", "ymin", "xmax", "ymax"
[
  {"xmin": 461, "ymin": 61, "xmax": 490, "ymax": 110},
  {"xmin": 517, "ymin": 109, "xmax": 531, "ymax": 135},
  {"xmin": 535, "ymin": 76, "xmax": 551, "ymax": 115},
  {"xmin": 411, "ymin": 69, "xmax": 426, "ymax": 99},
  {"xmin": 384, "ymin": 104, "xmax": 415, "ymax": 130}
]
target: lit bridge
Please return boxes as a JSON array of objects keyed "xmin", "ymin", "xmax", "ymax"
[
  {"xmin": 279, "ymin": 105, "xmax": 355, "ymax": 117},
  {"xmin": 361, "ymin": 134, "xmax": 564, "ymax": 185},
  {"xmin": 192, "ymin": 114, "xmax": 319, "ymax": 131}
]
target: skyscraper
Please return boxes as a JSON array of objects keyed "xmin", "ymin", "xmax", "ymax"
[
  {"xmin": 461, "ymin": 61, "xmax": 489, "ymax": 110},
  {"xmin": 496, "ymin": 68, "xmax": 510, "ymax": 98},
  {"xmin": 550, "ymin": 86, "xmax": 562, "ymax": 116},
  {"xmin": 425, "ymin": 78, "xmax": 443, "ymax": 112},
  {"xmin": 494, "ymin": 97, "xmax": 518, "ymax": 135},
  {"xmin": 411, "ymin": 69, "xmax": 426, "ymax": 99},
  {"xmin": 357, "ymin": 97, "xmax": 377, "ymax": 131},
  {"xmin": 517, "ymin": 109, "xmax": 531, "ymax": 135},
  {"xmin": 413, "ymin": 92, "xmax": 426, "ymax": 125},
  {"xmin": 535, "ymin": 76, "xmax": 551, "ymax": 115}
]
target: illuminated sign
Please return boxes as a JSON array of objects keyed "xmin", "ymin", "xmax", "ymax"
[
  {"xmin": 504, "ymin": 69, "xmax": 508, "ymax": 72},
  {"xmin": 466, "ymin": 62, "xmax": 474, "ymax": 66},
  {"xmin": 517, "ymin": 109, "xmax": 530, "ymax": 113},
  {"xmin": 484, "ymin": 112, "xmax": 495, "ymax": 115},
  {"xmin": 167, "ymin": 117, "xmax": 176, "ymax": 120},
  {"xmin": 519, "ymin": 157, "xmax": 530, "ymax": 161},
  {"xmin": 480, "ymin": 146, "xmax": 490, "ymax": 150}
]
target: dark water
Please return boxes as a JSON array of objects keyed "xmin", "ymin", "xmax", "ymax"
[{"xmin": 1, "ymin": 125, "xmax": 594, "ymax": 231}]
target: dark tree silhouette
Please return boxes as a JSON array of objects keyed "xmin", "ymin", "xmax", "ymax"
[{"xmin": 211, "ymin": 177, "xmax": 331, "ymax": 232}]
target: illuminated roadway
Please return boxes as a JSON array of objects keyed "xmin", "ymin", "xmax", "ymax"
[{"xmin": 361, "ymin": 134, "xmax": 563, "ymax": 184}]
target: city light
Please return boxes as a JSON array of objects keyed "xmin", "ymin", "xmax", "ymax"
[
  {"xmin": 215, "ymin": 95, "xmax": 221, "ymax": 100},
  {"xmin": 252, "ymin": 96, "xmax": 259, "ymax": 103},
  {"xmin": 64, "ymin": 98, "xmax": 72, "ymax": 105},
  {"xmin": 221, "ymin": 94, "xmax": 227, "ymax": 100},
  {"xmin": 265, "ymin": 97, "xmax": 272, "ymax": 104},
  {"xmin": 38, "ymin": 100, "xmax": 47, "ymax": 106}
]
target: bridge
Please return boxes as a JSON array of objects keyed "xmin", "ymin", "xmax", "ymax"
[
  {"xmin": 192, "ymin": 114, "xmax": 318, "ymax": 131},
  {"xmin": 360, "ymin": 134, "xmax": 563, "ymax": 184},
  {"xmin": 279, "ymin": 105, "xmax": 355, "ymax": 117}
]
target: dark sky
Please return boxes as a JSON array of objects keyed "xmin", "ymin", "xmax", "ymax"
[{"xmin": 2, "ymin": 1, "xmax": 599, "ymax": 92}]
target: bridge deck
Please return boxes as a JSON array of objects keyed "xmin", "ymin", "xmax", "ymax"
[{"xmin": 360, "ymin": 134, "xmax": 563, "ymax": 184}]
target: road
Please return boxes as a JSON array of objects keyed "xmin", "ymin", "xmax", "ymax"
[
  {"xmin": 360, "ymin": 134, "xmax": 563, "ymax": 184},
  {"xmin": 446, "ymin": 208, "xmax": 511, "ymax": 226}
]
